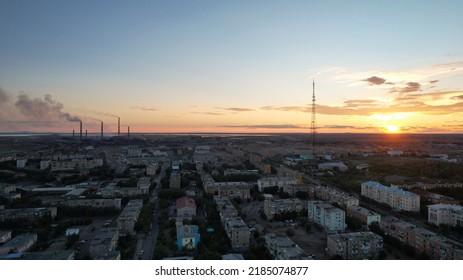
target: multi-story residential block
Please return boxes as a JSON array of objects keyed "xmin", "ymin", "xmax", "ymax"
[
  {"xmin": 0, "ymin": 207, "xmax": 57, "ymax": 222},
  {"xmin": 137, "ymin": 177, "xmax": 151, "ymax": 190},
  {"xmin": 214, "ymin": 196, "xmax": 238, "ymax": 220},
  {"xmin": 176, "ymin": 224, "xmax": 200, "ymax": 250},
  {"xmin": 205, "ymin": 180, "xmax": 250, "ymax": 198},
  {"xmin": 222, "ymin": 216, "xmax": 250, "ymax": 250},
  {"xmin": 257, "ymin": 176, "xmax": 300, "ymax": 192},
  {"xmin": 313, "ymin": 185, "xmax": 359, "ymax": 209},
  {"xmin": 0, "ymin": 230, "xmax": 12, "ymax": 244},
  {"xmin": 282, "ymin": 184, "xmax": 314, "ymax": 197},
  {"xmin": 117, "ymin": 199, "xmax": 143, "ymax": 235},
  {"xmin": 264, "ymin": 233, "xmax": 309, "ymax": 260},
  {"xmin": 217, "ymin": 183, "xmax": 251, "ymax": 200},
  {"xmin": 308, "ymin": 200, "xmax": 346, "ymax": 233},
  {"xmin": 346, "ymin": 206, "xmax": 381, "ymax": 228},
  {"xmin": 146, "ymin": 163, "xmax": 159, "ymax": 176},
  {"xmin": 21, "ymin": 250, "xmax": 76, "ymax": 260},
  {"xmin": 361, "ymin": 181, "xmax": 420, "ymax": 212},
  {"xmin": 170, "ymin": 172, "xmax": 181, "ymax": 188},
  {"xmin": 263, "ymin": 195, "xmax": 303, "ymax": 220},
  {"xmin": 428, "ymin": 204, "xmax": 463, "ymax": 227},
  {"xmin": 52, "ymin": 199, "xmax": 122, "ymax": 210},
  {"xmin": 50, "ymin": 158, "xmax": 103, "ymax": 171},
  {"xmin": 176, "ymin": 196, "xmax": 196, "ymax": 219},
  {"xmin": 326, "ymin": 232, "xmax": 383, "ymax": 260},
  {"xmin": 100, "ymin": 181, "xmax": 149, "ymax": 198},
  {"xmin": 0, "ymin": 233, "xmax": 37, "ymax": 255},
  {"xmin": 380, "ymin": 216, "xmax": 463, "ymax": 260},
  {"xmin": 224, "ymin": 169, "xmax": 259, "ymax": 176},
  {"xmin": 89, "ymin": 227, "xmax": 119, "ymax": 258}
]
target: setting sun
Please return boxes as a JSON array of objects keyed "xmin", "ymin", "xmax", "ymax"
[{"xmin": 385, "ymin": 125, "xmax": 400, "ymax": 133}]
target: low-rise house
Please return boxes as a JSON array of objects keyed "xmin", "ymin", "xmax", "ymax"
[
  {"xmin": 176, "ymin": 224, "xmax": 200, "ymax": 250},
  {"xmin": 176, "ymin": 196, "xmax": 196, "ymax": 220}
]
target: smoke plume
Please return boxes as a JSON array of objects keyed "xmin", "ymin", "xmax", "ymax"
[{"xmin": 15, "ymin": 94, "xmax": 80, "ymax": 122}]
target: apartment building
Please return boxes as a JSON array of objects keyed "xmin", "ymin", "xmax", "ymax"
[
  {"xmin": 257, "ymin": 176, "xmax": 299, "ymax": 192},
  {"xmin": 50, "ymin": 158, "xmax": 103, "ymax": 171},
  {"xmin": 313, "ymin": 185, "xmax": 359, "ymax": 209},
  {"xmin": 380, "ymin": 216, "xmax": 463, "ymax": 260},
  {"xmin": 55, "ymin": 198, "xmax": 122, "ymax": 210},
  {"xmin": 428, "ymin": 204, "xmax": 463, "ymax": 227},
  {"xmin": 308, "ymin": 200, "xmax": 346, "ymax": 233},
  {"xmin": 0, "ymin": 207, "xmax": 57, "ymax": 222},
  {"xmin": 318, "ymin": 162, "xmax": 348, "ymax": 172},
  {"xmin": 0, "ymin": 233, "xmax": 37, "ymax": 255},
  {"xmin": 282, "ymin": 184, "xmax": 314, "ymax": 197},
  {"xmin": 222, "ymin": 216, "xmax": 250, "ymax": 250},
  {"xmin": 346, "ymin": 206, "xmax": 381, "ymax": 228},
  {"xmin": 214, "ymin": 196, "xmax": 238, "ymax": 220},
  {"xmin": 263, "ymin": 195, "xmax": 303, "ymax": 220},
  {"xmin": 89, "ymin": 227, "xmax": 119, "ymax": 259},
  {"xmin": 264, "ymin": 233, "xmax": 308, "ymax": 260},
  {"xmin": 326, "ymin": 232, "xmax": 383, "ymax": 260},
  {"xmin": 217, "ymin": 183, "xmax": 251, "ymax": 200},
  {"xmin": 117, "ymin": 199, "xmax": 143, "ymax": 235},
  {"xmin": 0, "ymin": 230, "xmax": 12, "ymax": 244},
  {"xmin": 361, "ymin": 181, "xmax": 420, "ymax": 212},
  {"xmin": 170, "ymin": 172, "xmax": 181, "ymax": 189}
]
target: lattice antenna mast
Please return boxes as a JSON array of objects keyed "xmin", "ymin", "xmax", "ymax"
[{"xmin": 310, "ymin": 79, "xmax": 317, "ymax": 157}]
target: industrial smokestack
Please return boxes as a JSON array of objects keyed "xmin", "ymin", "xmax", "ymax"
[
  {"xmin": 118, "ymin": 117, "xmax": 120, "ymax": 136},
  {"xmin": 73, "ymin": 130, "xmax": 75, "ymax": 139},
  {"xmin": 128, "ymin": 126, "xmax": 130, "ymax": 139},
  {"xmin": 79, "ymin": 121, "xmax": 83, "ymax": 141},
  {"xmin": 101, "ymin": 121, "xmax": 104, "ymax": 140},
  {"xmin": 85, "ymin": 129, "xmax": 88, "ymax": 140}
]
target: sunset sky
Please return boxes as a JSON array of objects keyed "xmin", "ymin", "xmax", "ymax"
[{"xmin": 1, "ymin": 0, "xmax": 463, "ymax": 134}]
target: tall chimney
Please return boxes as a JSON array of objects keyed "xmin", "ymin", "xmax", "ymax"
[
  {"xmin": 118, "ymin": 117, "xmax": 120, "ymax": 136},
  {"xmin": 73, "ymin": 130, "xmax": 75, "ymax": 139},
  {"xmin": 101, "ymin": 121, "xmax": 104, "ymax": 140},
  {"xmin": 85, "ymin": 129, "xmax": 88, "ymax": 140},
  {"xmin": 79, "ymin": 121, "xmax": 82, "ymax": 141},
  {"xmin": 128, "ymin": 126, "xmax": 130, "ymax": 139}
]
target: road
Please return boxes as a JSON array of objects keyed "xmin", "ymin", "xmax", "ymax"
[{"xmin": 134, "ymin": 161, "xmax": 168, "ymax": 260}]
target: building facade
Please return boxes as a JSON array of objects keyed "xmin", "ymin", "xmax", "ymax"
[
  {"xmin": 361, "ymin": 181, "xmax": 420, "ymax": 212},
  {"xmin": 308, "ymin": 200, "xmax": 346, "ymax": 233},
  {"xmin": 428, "ymin": 204, "xmax": 463, "ymax": 227},
  {"xmin": 263, "ymin": 195, "xmax": 303, "ymax": 220},
  {"xmin": 326, "ymin": 232, "xmax": 383, "ymax": 260}
]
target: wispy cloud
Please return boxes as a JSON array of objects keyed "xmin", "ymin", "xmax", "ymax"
[
  {"xmin": 321, "ymin": 125, "xmax": 375, "ymax": 130},
  {"xmin": 215, "ymin": 107, "xmax": 255, "ymax": 112},
  {"xmin": 190, "ymin": 111, "xmax": 226, "ymax": 116},
  {"xmin": 219, "ymin": 124, "xmax": 306, "ymax": 129},
  {"xmin": 132, "ymin": 106, "xmax": 158, "ymax": 111}
]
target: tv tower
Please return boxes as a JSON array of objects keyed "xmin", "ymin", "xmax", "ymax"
[{"xmin": 310, "ymin": 79, "xmax": 317, "ymax": 157}]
